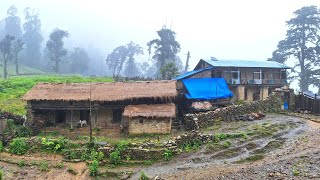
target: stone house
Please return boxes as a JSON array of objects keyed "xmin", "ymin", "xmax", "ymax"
[
  {"xmin": 22, "ymin": 81, "xmax": 177, "ymax": 134},
  {"xmin": 123, "ymin": 103, "xmax": 176, "ymax": 135},
  {"xmin": 176, "ymin": 58, "xmax": 290, "ymax": 102}
]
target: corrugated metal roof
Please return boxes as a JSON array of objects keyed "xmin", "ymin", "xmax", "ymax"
[
  {"xmin": 173, "ymin": 67, "xmax": 213, "ymax": 80},
  {"xmin": 202, "ymin": 59, "xmax": 290, "ymax": 69}
]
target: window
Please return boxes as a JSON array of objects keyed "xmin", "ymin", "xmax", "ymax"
[
  {"xmin": 280, "ymin": 70, "xmax": 286, "ymax": 79},
  {"xmin": 112, "ymin": 109, "xmax": 122, "ymax": 123},
  {"xmin": 232, "ymin": 71, "xmax": 239, "ymax": 79}
]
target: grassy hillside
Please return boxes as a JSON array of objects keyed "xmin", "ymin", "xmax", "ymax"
[
  {"xmin": 0, "ymin": 75, "xmax": 113, "ymax": 115},
  {"xmin": 0, "ymin": 63, "xmax": 44, "ymax": 77}
]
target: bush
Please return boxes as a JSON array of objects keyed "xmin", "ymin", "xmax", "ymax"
[
  {"xmin": 89, "ymin": 160, "xmax": 99, "ymax": 176},
  {"xmin": 39, "ymin": 161, "xmax": 49, "ymax": 171},
  {"xmin": 18, "ymin": 160, "xmax": 25, "ymax": 167},
  {"xmin": 0, "ymin": 142, "xmax": 4, "ymax": 152},
  {"xmin": 139, "ymin": 171, "xmax": 149, "ymax": 180},
  {"xmin": 223, "ymin": 141, "xmax": 232, "ymax": 148},
  {"xmin": 15, "ymin": 126, "xmax": 32, "ymax": 137},
  {"xmin": 115, "ymin": 140, "xmax": 129, "ymax": 152},
  {"xmin": 181, "ymin": 140, "xmax": 202, "ymax": 152},
  {"xmin": 55, "ymin": 162, "xmax": 65, "ymax": 168},
  {"xmin": 163, "ymin": 149, "xmax": 173, "ymax": 161},
  {"xmin": 41, "ymin": 137, "xmax": 67, "ymax": 153},
  {"xmin": 90, "ymin": 151, "xmax": 104, "ymax": 161},
  {"xmin": 109, "ymin": 150, "xmax": 121, "ymax": 165},
  {"xmin": 9, "ymin": 138, "xmax": 28, "ymax": 155}
]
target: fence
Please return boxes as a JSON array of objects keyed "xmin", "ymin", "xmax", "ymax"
[{"xmin": 295, "ymin": 92, "xmax": 320, "ymax": 114}]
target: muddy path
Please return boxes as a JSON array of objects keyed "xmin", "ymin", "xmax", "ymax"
[{"xmin": 131, "ymin": 114, "xmax": 320, "ymax": 179}]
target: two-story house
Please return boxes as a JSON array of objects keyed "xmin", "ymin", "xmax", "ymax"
[{"xmin": 180, "ymin": 58, "xmax": 290, "ymax": 102}]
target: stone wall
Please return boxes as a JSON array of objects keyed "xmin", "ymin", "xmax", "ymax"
[
  {"xmin": 184, "ymin": 92, "xmax": 283, "ymax": 130},
  {"xmin": 128, "ymin": 117, "xmax": 171, "ymax": 135}
]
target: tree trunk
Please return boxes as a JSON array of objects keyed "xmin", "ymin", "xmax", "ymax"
[
  {"xmin": 15, "ymin": 56, "xmax": 19, "ymax": 75},
  {"xmin": 4, "ymin": 58, "xmax": 8, "ymax": 79},
  {"xmin": 55, "ymin": 60, "xmax": 59, "ymax": 73}
]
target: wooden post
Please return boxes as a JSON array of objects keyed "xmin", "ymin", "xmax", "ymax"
[
  {"xmin": 89, "ymin": 84, "xmax": 93, "ymax": 143},
  {"xmin": 70, "ymin": 109, "xmax": 74, "ymax": 130},
  {"xmin": 94, "ymin": 109, "xmax": 97, "ymax": 128}
]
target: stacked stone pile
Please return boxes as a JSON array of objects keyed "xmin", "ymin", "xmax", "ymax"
[{"xmin": 184, "ymin": 92, "xmax": 282, "ymax": 130}]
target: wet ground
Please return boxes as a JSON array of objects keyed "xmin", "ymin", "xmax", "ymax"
[
  {"xmin": 130, "ymin": 114, "xmax": 320, "ymax": 179},
  {"xmin": 0, "ymin": 114, "xmax": 319, "ymax": 179}
]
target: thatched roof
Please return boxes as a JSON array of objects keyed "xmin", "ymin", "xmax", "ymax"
[
  {"xmin": 123, "ymin": 103, "xmax": 176, "ymax": 118},
  {"xmin": 22, "ymin": 81, "xmax": 177, "ymax": 102}
]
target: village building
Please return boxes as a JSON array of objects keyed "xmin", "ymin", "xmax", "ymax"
[
  {"xmin": 22, "ymin": 81, "xmax": 177, "ymax": 135},
  {"xmin": 123, "ymin": 103, "xmax": 176, "ymax": 134},
  {"xmin": 176, "ymin": 58, "xmax": 290, "ymax": 102}
]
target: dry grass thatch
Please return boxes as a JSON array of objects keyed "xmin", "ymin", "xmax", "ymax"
[
  {"xmin": 22, "ymin": 81, "xmax": 177, "ymax": 102},
  {"xmin": 123, "ymin": 103, "xmax": 176, "ymax": 118}
]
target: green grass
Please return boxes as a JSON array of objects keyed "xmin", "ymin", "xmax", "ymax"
[
  {"xmin": 0, "ymin": 63, "xmax": 44, "ymax": 76},
  {"xmin": 0, "ymin": 75, "xmax": 113, "ymax": 115}
]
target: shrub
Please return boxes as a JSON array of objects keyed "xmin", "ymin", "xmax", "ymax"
[
  {"xmin": 55, "ymin": 162, "xmax": 64, "ymax": 168},
  {"xmin": 39, "ymin": 161, "xmax": 49, "ymax": 171},
  {"xmin": 41, "ymin": 137, "xmax": 67, "ymax": 153},
  {"xmin": 15, "ymin": 126, "xmax": 32, "ymax": 137},
  {"xmin": 9, "ymin": 138, "xmax": 28, "ymax": 155},
  {"xmin": 6, "ymin": 119, "xmax": 16, "ymax": 132},
  {"xmin": 115, "ymin": 140, "xmax": 129, "ymax": 152},
  {"xmin": 181, "ymin": 140, "xmax": 202, "ymax": 152},
  {"xmin": 90, "ymin": 151, "xmax": 104, "ymax": 161},
  {"xmin": 163, "ymin": 149, "xmax": 173, "ymax": 161},
  {"xmin": 0, "ymin": 141, "xmax": 4, "ymax": 152},
  {"xmin": 223, "ymin": 141, "xmax": 232, "ymax": 148},
  {"xmin": 89, "ymin": 160, "xmax": 99, "ymax": 176},
  {"xmin": 139, "ymin": 171, "xmax": 149, "ymax": 180},
  {"xmin": 18, "ymin": 160, "xmax": 25, "ymax": 167},
  {"xmin": 109, "ymin": 150, "xmax": 121, "ymax": 165}
]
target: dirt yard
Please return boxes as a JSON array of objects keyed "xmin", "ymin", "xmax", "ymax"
[
  {"xmin": 130, "ymin": 114, "xmax": 320, "ymax": 179},
  {"xmin": 0, "ymin": 114, "xmax": 319, "ymax": 179}
]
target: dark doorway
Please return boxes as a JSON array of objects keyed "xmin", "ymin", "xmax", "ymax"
[
  {"xmin": 80, "ymin": 110, "xmax": 90, "ymax": 121},
  {"xmin": 253, "ymin": 92, "xmax": 260, "ymax": 101},
  {"xmin": 55, "ymin": 110, "xmax": 66, "ymax": 123},
  {"xmin": 112, "ymin": 109, "xmax": 122, "ymax": 123}
]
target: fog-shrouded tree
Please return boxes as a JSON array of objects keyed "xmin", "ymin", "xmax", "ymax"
[
  {"xmin": 106, "ymin": 41, "xmax": 143, "ymax": 77},
  {"xmin": 46, "ymin": 29, "xmax": 69, "ymax": 73},
  {"xmin": 22, "ymin": 8, "xmax": 43, "ymax": 66},
  {"xmin": 5, "ymin": 5, "xmax": 22, "ymax": 38},
  {"xmin": 0, "ymin": 35, "xmax": 15, "ymax": 79},
  {"xmin": 159, "ymin": 62, "xmax": 179, "ymax": 80},
  {"xmin": 269, "ymin": 6, "xmax": 320, "ymax": 92},
  {"xmin": 123, "ymin": 42, "xmax": 143, "ymax": 77},
  {"xmin": 69, "ymin": 47, "xmax": 90, "ymax": 74},
  {"xmin": 147, "ymin": 27, "xmax": 181, "ymax": 76},
  {"xmin": 11, "ymin": 39, "xmax": 24, "ymax": 75}
]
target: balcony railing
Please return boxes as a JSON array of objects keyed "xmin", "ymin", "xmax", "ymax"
[{"xmin": 225, "ymin": 78, "xmax": 287, "ymax": 85}]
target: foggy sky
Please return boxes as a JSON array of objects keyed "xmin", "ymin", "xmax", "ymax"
[{"xmin": 1, "ymin": 0, "xmax": 320, "ymax": 91}]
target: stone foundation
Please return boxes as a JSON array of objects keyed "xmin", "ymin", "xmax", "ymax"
[{"xmin": 184, "ymin": 92, "xmax": 283, "ymax": 130}]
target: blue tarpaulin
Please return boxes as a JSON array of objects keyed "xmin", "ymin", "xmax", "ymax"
[{"xmin": 182, "ymin": 78, "xmax": 233, "ymax": 100}]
